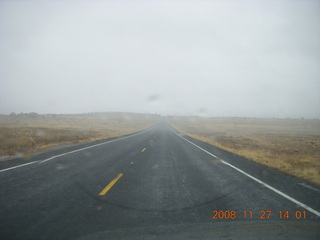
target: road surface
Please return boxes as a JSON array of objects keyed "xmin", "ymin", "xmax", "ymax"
[{"xmin": 0, "ymin": 120, "xmax": 319, "ymax": 239}]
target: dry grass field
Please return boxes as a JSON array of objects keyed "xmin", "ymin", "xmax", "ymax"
[
  {"xmin": 0, "ymin": 112, "xmax": 159, "ymax": 158},
  {"xmin": 169, "ymin": 116, "xmax": 320, "ymax": 186}
]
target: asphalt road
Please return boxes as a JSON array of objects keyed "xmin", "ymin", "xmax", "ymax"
[{"xmin": 0, "ymin": 120, "xmax": 319, "ymax": 239}]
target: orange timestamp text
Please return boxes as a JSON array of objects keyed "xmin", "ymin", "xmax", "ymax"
[{"xmin": 212, "ymin": 210, "xmax": 307, "ymax": 220}]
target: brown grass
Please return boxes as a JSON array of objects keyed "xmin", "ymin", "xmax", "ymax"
[
  {"xmin": 0, "ymin": 112, "xmax": 159, "ymax": 158},
  {"xmin": 169, "ymin": 116, "xmax": 320, "ymax": 186}
]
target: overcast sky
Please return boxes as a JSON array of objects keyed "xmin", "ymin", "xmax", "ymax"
[{"xmin": 1, "ymin": 0, "xmax": 319, "ymax": 118}]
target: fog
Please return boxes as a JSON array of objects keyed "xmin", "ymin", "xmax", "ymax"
[{"xmin": 1, "ymin": 0, "xmax": 319, "ymax": 118}]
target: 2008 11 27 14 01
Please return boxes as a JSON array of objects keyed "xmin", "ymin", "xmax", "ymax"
[{"xmin": 212, "ymin": 210, "xmax": 307, "ymax": 220}]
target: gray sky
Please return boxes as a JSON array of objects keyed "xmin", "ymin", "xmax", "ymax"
[{"xmin": 1, "ymin": 0, "xmax": 319, "ymax": 118}]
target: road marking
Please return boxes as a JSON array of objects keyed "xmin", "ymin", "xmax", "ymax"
[
  {"xmin": 141, "ymin": 147, "xmax": 146, "ymax": 152},
  {"xmin": 40, "ymin": 131, "xmax": 149, "ymax": 164},
  {"xmin": 99, "ymin": 173, "xmax": 123, "ymax": 196},
  {"xmin": 173, "ymin": 131, "xmax": 218, "ymax": 158},
  {"xmin": 298, "ymin": 182, "xmax": 320, "ymax": 192},
  {"xmin": 0, "ymin": 125, "xmax": 155, "ymax": 172},
  {"xmin": 220, "ymin": 160, "xmax": 320, "ymax": 217},
  {"xmin": 172, "ymin": 129, "xmax": 320, "ymax": 217},
  {"xmin": 0, "ymin": 160, "xmax": 39, "ymax": 173}
]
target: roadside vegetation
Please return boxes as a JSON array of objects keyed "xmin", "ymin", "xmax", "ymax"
[
  {"xmin": 169, "ymin": 116, "xmax": 320, "ymax": 186},
  {"xmin": 0, "ymin": 112, "xmax": 159, "ymax": 158}
]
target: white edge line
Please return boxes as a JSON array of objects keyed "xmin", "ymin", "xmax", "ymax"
[
  {"xmin": 298, "ymin": 183, "xmax": 320, "ymax": 192},
  {"xmin": 0, "ymin": 125, "xmax": 154, "ymax": 171},
  {"xmin": 39, "ymin": 139, "xmax": 118, "ymax": 163},
  {"xmin": 0, "ymin": 160, "xmax": 39, "ymax": 173},
  {"xmin": 175, "ymin": 133, "xmax": 218, "ymax": 158},
  {"xmin": 220, "ymin": 160, "xmax": 320, "ymax": 217},
  {"xmin": 39, "ymin": 126, "xmax": 152, "ymax": 163},
  {"xmin": 172, "ymin": 128, "xmax": 320, "ymax": 218}
]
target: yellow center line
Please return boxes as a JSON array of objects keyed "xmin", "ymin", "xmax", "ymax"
[
  {"xmin": 141, "ymin": 147, "xmax": 146, "ymax": 152},
  {"xmin": 99, "ymin": 173, "xmax": 123, "ymax": 196}
]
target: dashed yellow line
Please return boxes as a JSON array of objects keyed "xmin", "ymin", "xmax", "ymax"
[
  {"xmin": 141, "ymin": 147, "xmax": 146, "ymax": 152},
  {"xmin": 99, "ymin": 173, "xmax": 123, "ymax": 196}
]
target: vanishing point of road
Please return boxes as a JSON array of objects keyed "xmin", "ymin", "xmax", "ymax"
[{"xmin": 0, "ymin": 121, "xmax": 319, "ymax": 239}]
